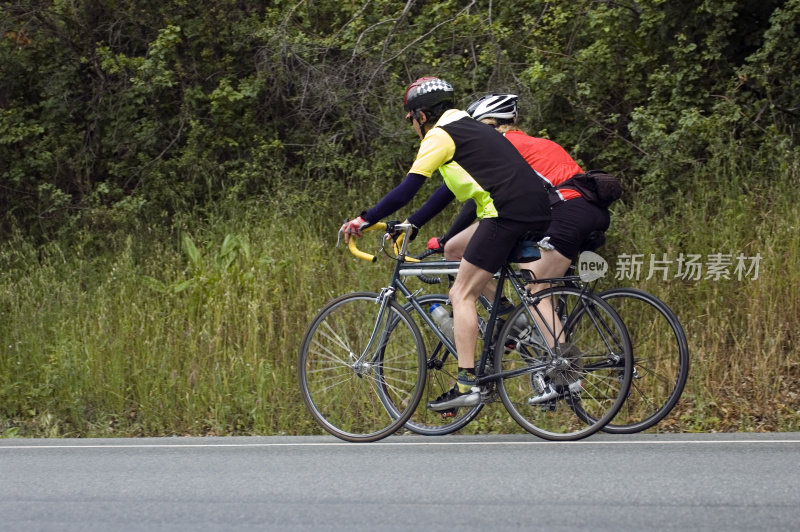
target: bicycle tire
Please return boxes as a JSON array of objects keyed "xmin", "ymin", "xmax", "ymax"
[
  {"xmin": 596, "ymin": 288, "xmax": 689, "ymax": 433},
  {"xmin": 496, "ymin": 286, "xmax": 633, "ymax": 441},
  {"xmin": 388, "ymin": 294, "xmax": 484, "ymax": 436},
  {"xmin": 298, "ymin": 292, "xmax": 427, "ymax": 442}
]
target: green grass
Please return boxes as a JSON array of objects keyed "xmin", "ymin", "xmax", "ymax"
[{"xmin": 1, "ymin": 159, "xmax": 799, "ymax": 438}]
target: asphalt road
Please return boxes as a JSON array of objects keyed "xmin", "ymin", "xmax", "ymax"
[{"xmin": 2, "ymin": 432, "xmax": 799, "ymax": 531}]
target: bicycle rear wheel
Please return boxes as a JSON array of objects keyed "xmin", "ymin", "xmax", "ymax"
[
  {"xmin": 496, "ymin": 286, "xmax": 633, "ymax": 441},
  {"xmin": 597, "ymin": 288, "xmax": 689, "ymax": 433},
  {"xmin": 298, "ymin": 292, "xmax": 426, "ymax": 442}
]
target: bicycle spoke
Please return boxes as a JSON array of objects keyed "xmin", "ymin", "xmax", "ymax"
[
  {"xmin": 299, "ymin": 293, "xmax": 425, "ymax": 442},
  {"xmin": 496, "ymin": 287, "xmax": 632, "ymax": 441},
  {"xmin": 598, "ymin": 289, "xmax": 689, "ymax": 433},
  {"xmin": 392, "ymin": 295, "xmax": 485, "ymax": 436}
]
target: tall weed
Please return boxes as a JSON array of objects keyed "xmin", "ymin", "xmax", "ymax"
[{"xmin": 1, "ymin": 155, "xmax": 798, "ymax": 437}]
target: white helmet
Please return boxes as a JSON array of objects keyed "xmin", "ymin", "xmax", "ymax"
[{"xmin": 466, "ymin": 93, "xmax": 518, "ymax": 122}]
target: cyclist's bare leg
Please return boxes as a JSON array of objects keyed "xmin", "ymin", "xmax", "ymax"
[
  {"xmin": 442, "ymin": 223, "xmax": 476, "ymax": 261},
  {"xmin": 518, "ymin": 249, "xmax": 572, "ymax": 347},
  {"xmin": 448, "ymin": 259, "xmax": 494, "ymax": 370},
  {"xmin": 444, "ymin": 223, "xmax": 499, "ymax": 301}
]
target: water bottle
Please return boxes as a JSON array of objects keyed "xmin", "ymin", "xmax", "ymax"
[
  {"xmin": 511, "ymin": 312, "xmax": 529, "ymax": 334},
  {"xmin": 497, "ymin": 308, "xmax": 529, "ymax": 335},
  {"xmin": 511, "ymin": 310, "xmax": 545, "ymax": 346},
  {"xmin": 429, "ymin": 303, "xmax": 455, "ymax": 345}
]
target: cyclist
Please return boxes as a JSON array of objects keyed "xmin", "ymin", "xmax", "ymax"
[
  {"xmin": 432, "ymin": 93, "xmax": 611, "ymax": 374},
  {"xmin": 341, "ymin": 78, "xmax": 550, "ymax": 411}
]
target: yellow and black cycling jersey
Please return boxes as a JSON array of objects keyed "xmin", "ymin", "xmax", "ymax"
[{"xmin": 409, "ymin": 110, "xmax": 549, "ymax": 223}]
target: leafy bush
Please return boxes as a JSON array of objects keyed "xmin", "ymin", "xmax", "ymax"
[{"xmin": 1, "ymin": 0, "xmax": 798, "ymax": 436}]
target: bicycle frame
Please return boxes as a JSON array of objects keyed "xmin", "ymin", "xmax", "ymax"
[
  {"xmin": 347, "ymin": 223, "xmax": 623, "ymax": 389},
  {"xmin": 396, "ymin": 257, "xmax": 580, "ymax": 387},
  {"xmin": 311, "ymin": 223, "xmax": 634, "ymax": 441}
]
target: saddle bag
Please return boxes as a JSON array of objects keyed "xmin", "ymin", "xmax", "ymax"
[{"xmin": 556, "ymin": 170, "xmax": 622, "ymax": 208}]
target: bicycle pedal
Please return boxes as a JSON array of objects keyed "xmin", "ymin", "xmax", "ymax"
[{"xmin": 440, "ymin": 408, "xmax": 458, "ymax": 418}]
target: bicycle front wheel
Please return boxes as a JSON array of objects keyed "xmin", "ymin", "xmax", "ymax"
[
  {"xmin": 598, "ymin": 288, "xmax": 689, "ymax": 433},
  {"xmin": 394, "ymin": 294, "xmax": 484, "ymax": 436},
  {"xmin": 496, "ymin": 287, "xmax": 633, "ymax": 441},
  {"xmin": 298, "ymin": 292, "xmax": 426, "ymax": 442}
]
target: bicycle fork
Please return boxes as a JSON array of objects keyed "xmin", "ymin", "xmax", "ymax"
[{"xmin": 349, "ymin": 287, "xmax": 396, "ymax": 375}]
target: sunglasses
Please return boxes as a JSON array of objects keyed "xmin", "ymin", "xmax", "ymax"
[{"xmin": 407, "ymin": 111, "xmax": 424, "ymax": 124}]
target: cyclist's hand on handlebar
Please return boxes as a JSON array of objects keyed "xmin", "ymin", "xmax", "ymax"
[
  {"xmin": 383, "ymin": 220, "xmax": 404, "ymax": 243},
  {"xmin": 427, "ymin": 236, "xmax": 444, "ymax": 253},
  {"xmin": 341, "ymin": 216, "xmax": 370, "ymax": 242},
  {"xmin": 401, "ymin": 219, "xmax": 418, "ymax": 241}
]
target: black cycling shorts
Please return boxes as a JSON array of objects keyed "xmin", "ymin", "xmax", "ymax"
[
  {"xmin": 546, "ymin": 197, "xmax": 610, "ymax": 260},
  {"xmin": 463, "ymin": 217, "xmax": 549, "ymax": 274}
]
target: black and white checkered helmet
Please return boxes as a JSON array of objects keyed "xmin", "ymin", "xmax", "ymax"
[
  {"xmin": 466, "ymin": 93, "xmax": 518, "ymax": 122},
  {"xmin": 403, "ymin": 77, "xmax": 454, "ymax": 111}
]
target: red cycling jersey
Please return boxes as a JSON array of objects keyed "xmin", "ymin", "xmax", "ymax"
[{"xmin": 503, "ymin": 130, "xmax": 583, "ymax": 201}]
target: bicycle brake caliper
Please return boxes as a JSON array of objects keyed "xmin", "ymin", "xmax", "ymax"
[{"xmin": 376, "ymin": 287, "xmax": 395, "ymax": 303}]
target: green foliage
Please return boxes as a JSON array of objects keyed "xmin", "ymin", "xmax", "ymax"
[
  {"xmin": 3, "ymin": 0, "xmax": 796, "ymax": 237},
  {"xmin": 1, "ymin": 1, "xmax": 799, "ymax": 435}
]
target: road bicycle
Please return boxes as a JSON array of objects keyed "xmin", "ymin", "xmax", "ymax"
[
  {"xmin": 400, "ymin": 234, "xmax": 689, "ymax": 436},
  {"xmin": 298, "ymin": 222, "xmax": 633, "ymax": 442}
]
